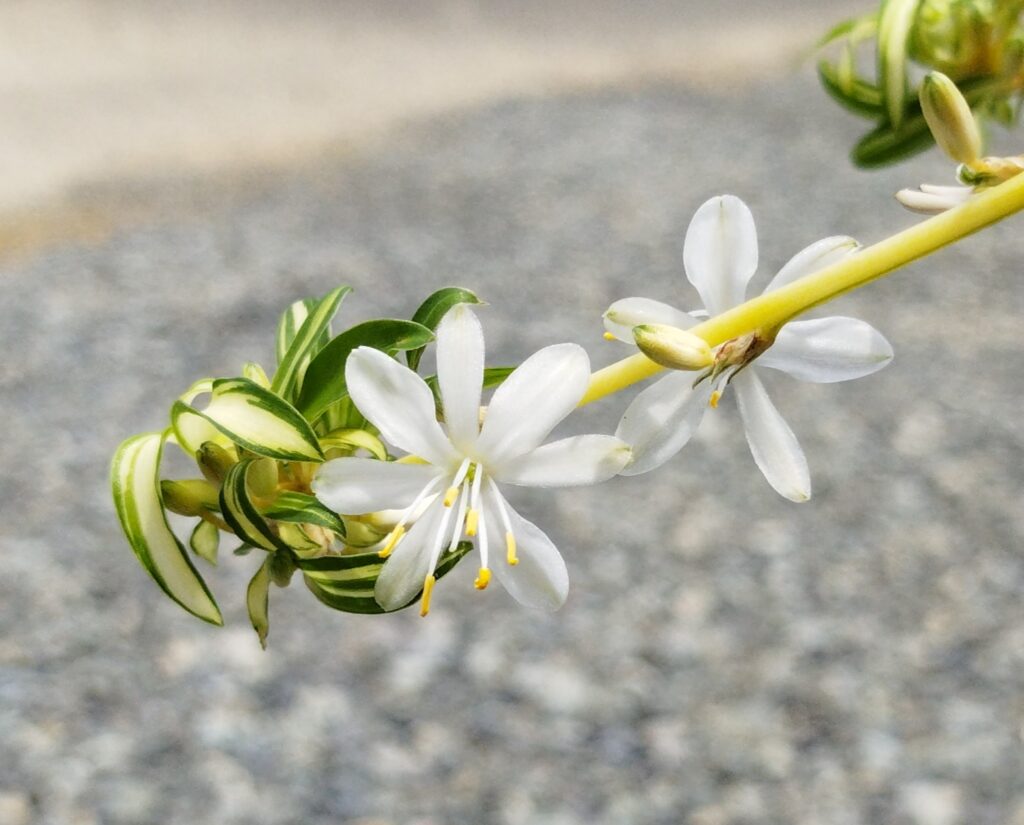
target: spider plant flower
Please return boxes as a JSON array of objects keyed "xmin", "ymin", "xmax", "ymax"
[
  {"xmin": 603, "ymin": 195, "xmax": 894, "ymax": 501},
  {"xmin": 312, "ymin": 305, "xmax": 631, "ymax": 614}
]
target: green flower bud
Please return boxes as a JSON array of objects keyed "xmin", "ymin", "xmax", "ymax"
[
  {"xmin": 633, "ymin": 324, "xmax": 714, "ymax": 371},
  {"xmin": 920, "ymin": 72, "xmax": 982, "ymax": 164},
  {"xmin": 196, "ymin": 441, "xmax": 235, "ymax": 483},
  {"xmin": 160, "ymin": 479, "xmax": 221, "ymax": 516}
]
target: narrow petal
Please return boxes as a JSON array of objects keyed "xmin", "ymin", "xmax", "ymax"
[
  {"xmin": 476, "ymin": 343, "xmax": 590, "ymax": 465},
  {"xmin": 757, "ymin": 317, "xmax": 894, "ymax": 383},
  {"xmin": 493, "ymin": 435, "xmax": 631, "ymax": 487},
  {"xmin": 374, "ymin": 498, "xmax": 447, "ymax": 611},
  {"xmin": 312, "ymin": 457, "xmax": 443, "ymax": 514},
  {"xmin": 764, "ymin": 236, "xmax": 859, "ymax": 293},
  {"xmin": 683, "ymin": 195, "xmax": 758, "ymax": 314},
  {"xmin": 486, "ymin": 487, "xmax": 568, "ymax": 611},
  {"xmin": 615, "ymin": 371, "xmax": 712, "ymax": 476},
  {"xmin": 733, "ymin": 370, "xmax": 810, "ymax": 502},
  {"xmin": 346, "ymin": 347, "xmax": 458, "ymax": 467},
  {"xmin": 436, "ymin": 304, "xmax": 485, "ymax": 452},
  {"xmin": 603, "ymin": 297, "xmax": 695, "ymax": 343}
]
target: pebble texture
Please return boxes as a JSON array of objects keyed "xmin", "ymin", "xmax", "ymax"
[{"xmin": 1, "ymin": 76, "xmax": 1023, "ymax": 825}]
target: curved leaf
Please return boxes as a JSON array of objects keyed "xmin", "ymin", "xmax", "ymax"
[
  {"xmin": 878, "ymin": 0, "xmax": 922, "ymax": 127},
  {"xmin": 247, "ymin": 556, "xmax": 272, "ymax": 649},
  {"xmin": 220, "ymin": 459, "xmax": 290, "ymax": 552},
  {"xmin": 319, "ymin": 428, "xmax": 388, "ymax": 461},
  {"xmin": 262, "ymin": 491, "xmax": 346, "ymax": 535},
  {"xmin": 296, "ymin": 319, "xmax": 435, "ymax": 423},
  {"xmin": 407, "ymin": 287, "xmax": 483, "ymax": 371},
  {"xmin": 175, "ymin": 377, "xmax": 323, "ymax": 462},
  {"xmin": 271, "ymin": 286, "xmax": 351, "ymax": 402},
  {"xmin": 190, "ymin": 519, "xmax": 220, "ymax": 565},
  {"xmin": 818, "ymin": 60, "xmax": 884, "ymax": 117},
  {"xmin": 111, "ymin": 432, "xmax": 222, "ymax": 625}
]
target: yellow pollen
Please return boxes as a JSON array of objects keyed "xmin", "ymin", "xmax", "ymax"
[
  {"xmin": 474, "ymin": 567, "xmax": 492, "ymax": 590},
  {"xmin": 443, "ymin": 486, "xmax": 459, "ymax": 507},
  {"xmin": 506, "ymin": 532, "xmax": 519, "ymax": 566},
  {"xmin": 709, "ymin": 389, "xmax": 722, "ymax": 409},
  {"xmin": 465, "ymin": 508, "xmax": 479, "ymax": 537},
  {"xmin": 419, "ymin": 574, "xmax": 436, "ymax": 617},
  {"xmin": 378, "ymin": 525, "xmax": 405, "ymax": 558},
  {"xmin": 603, "ymin": 331, "xmax": 616, "ymax": 342}
]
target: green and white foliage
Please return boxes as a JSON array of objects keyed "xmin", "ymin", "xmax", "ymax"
[
  {"xmin": 818, "ymin": 0, "xmax": 1024, "ymax": 166},
  {"xmin": 111, "ymin": 286, "xmax": 496, "ymax": 646}
]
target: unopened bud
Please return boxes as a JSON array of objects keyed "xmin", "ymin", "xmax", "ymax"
[
  {"xmin": 243, "ymin": 361, "xmax": 270, "ymax": 388},
  {"xmin": 920, "ymin": 72, "xmax": 981, "ymax": 164},
  {"xmin": 633, "ymin": 324, "xmax": 713, "ymax": 371},
  {"xmin": 197, "ymin": 441, "xmax": 235, "ymax": 483},
  {"xmin": 160, "ymin": 479, "xmax": 220, "ymax": 516}
]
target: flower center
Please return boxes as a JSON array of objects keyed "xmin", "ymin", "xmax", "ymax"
[
  {"xmin": 378, "ymin": 458, "xmax": 520, "ymax": 617},
  {"xmin": 694, "ymin": 330, "xmax": 775, "ymax": 408}
]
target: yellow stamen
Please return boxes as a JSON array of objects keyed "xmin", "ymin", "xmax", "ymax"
[
  {"xmin": 378, "ymin": 525, "xmax": 405, "ymax": 558},
  {"xmin": 709, "ymin": 389, "xmax": 722, "ymax": 409},
  {"xmin": 419, "ymin": 574, "xmax": 436, "ymax": 617},
  {"xmin": 443, "ymin": 486, "xmax": 459, "ymax": 507},
  {"xmin": 474, "ymin": 567, "xmax": 491, "ymax": 590},
  {"xmin": 506, "ymin": 532, "xmax": 518, "ymax": 566},
  {"xmin": 465, "ymin": 508, "xmax": 479, "ymax": 537},
  {"xmin": 603, "ymin": 331, "xmax": 616, "ymax": 342}
]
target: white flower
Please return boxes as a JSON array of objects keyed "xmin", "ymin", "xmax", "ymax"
[
  {"xmin": 313, "ymin": 305, "xmax": 631, "ymax": 614},
  {"xmin": 604, "ymin": 195, "xmax": 894, "ymax": 501}
]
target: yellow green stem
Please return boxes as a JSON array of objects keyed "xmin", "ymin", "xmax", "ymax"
[{"xmin": 580, "ymin": 169, "xmax": 1024, "ymax": 407}]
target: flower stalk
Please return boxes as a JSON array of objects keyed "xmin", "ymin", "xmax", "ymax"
[{"xmin": 581, "ymin": 168, "xmax": 1024, "ymax": 406}]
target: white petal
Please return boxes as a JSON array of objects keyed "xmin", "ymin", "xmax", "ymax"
[
  {"xmin": 493, "ymin": 435, "xmax": 631, "ymax": 487},
  {"xmin": 615, "ymin": 371, "xmax": 712, "ymax": 476},
  {"xmin": 476, "ymin": 343, "xmax": 590, "ymax": 465},
  {"xmin": 683, "ymin": 195, "xmax": 758, "ymax": 315},
  {"xmin": 764, "ymin": 236, "xmax": 859, "ymax": 293},
  {"xmin": 486, "ymin": 487, "xmax": 568, "ymax": 611},
  {"xmin": 733, "ymin": 370, "xmax": 810, "ymax": 502},
  {"xmin": 374, "ymin": 498, "xmax": 447, "ymax": 611},
  {"xmin": 603, "ymin": 297, "xmax": 695, "ymax": 343},
  {"xmin": 346, "ymin": 347, "xmax": 458, "ymax": 467},
  {"xmin": 757, "ymin": 317, "xmax": 894, "ymax": 383},
  {"xmin": 436, "ymin": 304, "xmax": 485, "ymax": 452},
  {"xmin": 312, "ymin": 457, "xmax": 443, "ymax": 514}
]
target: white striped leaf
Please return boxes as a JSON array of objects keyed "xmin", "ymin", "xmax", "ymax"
[
  {"xmin": 261, "ymin": 491, "xmax": 346, "ymax": 535},
  {"xmin": 174, "ymin": 377, "xmax": 323, "ymax": 462},
  {"xmin": 318, "ymin": 428, "xmax": 388, "ymax": 461},
  {"xmin": 220, "ymin": 459, "xmax": 290, "ymax": 552},
  {"xmin": 271, "ymin": 286, "xmax": 351, "ymax": 402},
  {"xmin": 878, "ymin": 0, "xmax": 921, "ymax": 127},
  {"xmin": 189, "ymin": 519, "xmax": 220, "ymax": 565},
  {"xmin": 246, "ymin": 555, "xmax": 272, "ymax": 649},
  {"xmin": 111, "ymin": 432, "xmax": 223, "ymax": 625}
]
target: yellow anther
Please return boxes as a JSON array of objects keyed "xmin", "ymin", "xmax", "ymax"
[
  {"xmin": 506, "ymin": 532, "xmax": 519, "ymax": 566},
  {"xmin": 443, "ymin": 486, "xmax": 459, "ymax": 507},
  {"xmin": 603, "ymin": 331, "xmax": 617, "ymax": 342},
  {"xmin": 465, "ymin": 509, "xmax": 479, "ymax": 537},
  {"xmin": 378, "ymin": 525, "xmax": 405, "ymax": 558},
  {"xmin": 709, "ymin": 389, "xmax": 722, "ymax": 409},
  {"xmin": 419, "ymin": 574, "xmax": 436, "ymax": 617},
  {"xmin": 474, "ymin": 567, "xmax": 492, "ymax": 590}
]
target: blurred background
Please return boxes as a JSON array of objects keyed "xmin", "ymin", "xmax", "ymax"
[{"xmin": 2, "ymin": 1, "xmax": 1023, "ymax": 824}]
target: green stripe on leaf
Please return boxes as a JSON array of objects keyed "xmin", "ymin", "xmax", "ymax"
[
  {"xmin": 271, "ymin": 286, "xmax": 351, "ymax": 402},
  {"xmin": 406, "ymin": 287, "xmax": 483, "ymax": 371}
]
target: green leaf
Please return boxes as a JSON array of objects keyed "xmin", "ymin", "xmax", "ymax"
[
  {"xmin": 111, "ymin": 432, "xmax": 223, "ymax": 625},
  {"xmin": 220, "ymin": 458, "xmax": 290, "ymax": 552},
  {"xmin": 190, "ymin": 519, "xmax": 220, "ymax": 565},
  {"xmin": 271, "ymin": 286, "xmax": 352, "ymax": 402},
  {"xmin": 262, "ymin": 491, "xmax": 346, "ymax": 535},
  {"xmin": 295, "ymin": 320, "xmax": 435, "ymax": 423},
  {"xmin": 246, "ymin": 556, "xmax": 273, "ymax": 649},
  {"xmin": 318, "ymin": 428, "xmax": 388, "ymax": 461},
  {"xmin": 243, "ymin": 361, "xmax": 271, "ymax": 388},
  {"xmin": 300, "ymin": 542, "xmax": 473, "ymax": 614},
  {"xmin": 173, "ymin": 377, "xmax": 324, "ymax": 462},
  {"xmin": 878, "ymin": 0, "xmax": 922, "ymax": 127},
  {"xmin": 818, "ymin": 60, "xmax": 884, "ymax": 117},
  {"xmin": 852, "ymin": 118, "xmax": 935, "ymax": 166},
  {"xmin": 276, "ymin": 298, "xmax": 315, "ymax": 365},
  {"xmin": 406, "ymin": 287, "xmax": 483, "ymax": 371}
]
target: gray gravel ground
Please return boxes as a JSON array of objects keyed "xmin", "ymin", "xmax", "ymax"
[{"xmin": 2, "ymin": 75, "xmax": 1023, "ymax": 825}]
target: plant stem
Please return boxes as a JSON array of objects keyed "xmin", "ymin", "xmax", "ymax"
[{"xmin": 580, "ymin": 169, "xmax": 1024, "ymax": 407}]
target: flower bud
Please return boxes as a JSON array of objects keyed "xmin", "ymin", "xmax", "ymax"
[
  {"xmin": 197, "ymin": 441, "xmax": 235, "ymax": 483},
  {"xmin": 160, "ymin": 479, "xmax": 220, "ymax": 516},
  {"xmin": 920, "ymin": 71, "xmax": 981, "ymax": 164},
  {"xmin": 633, "ymin": 324, "xmax": 713, "ymax": 371}
]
